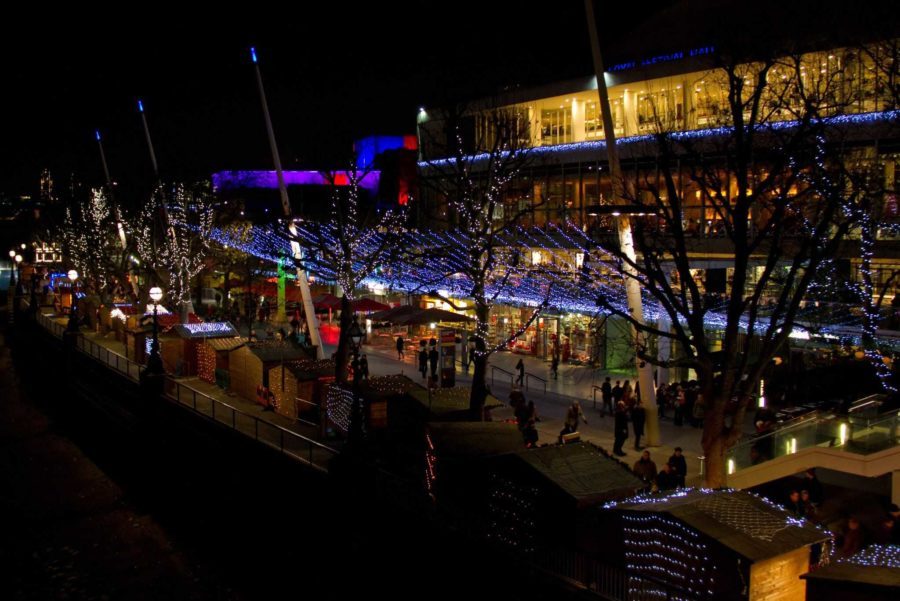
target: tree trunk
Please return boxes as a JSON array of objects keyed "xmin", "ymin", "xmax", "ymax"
[
  {"xmin": 223, "ymin": 268, "xmax": 231, "ymax": 311},
  {"xmin": 468, "ymin": 301, "xmax": 491, "ymax": 420},
  {"xmin": 701, "ymin": 388, "xmax": 730, "ymax": 488},
  {"xmin": 703, "ymin": 430, "xmax": 728, "ymax": 489},
  {"xmin": 334, "ymin": 294, "xmax": 353, "ymax": 385}
]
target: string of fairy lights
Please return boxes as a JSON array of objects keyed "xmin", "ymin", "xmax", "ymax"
[
  {"xmin": 419, "ymin": 109, "xmax": 900, "ymax": 170},
  {"xmin": 840, "ymin": 543, "xmax": 900, "ymax": 568},
  {"xmin": 203, "ymin": 216, "xmax": 896, "ymax": 351},
  {"xmin": 487, "ymin": 473, "xmax": 539, "ymax": 553},
  {"xmin": 325, "ymin": 384, "xmax": 354, "ymax": 434}
]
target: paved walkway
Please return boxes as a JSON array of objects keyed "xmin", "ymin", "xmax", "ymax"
[
  {"xmin": 51, "ymin": 314, "xmax": 709, "ymax": 483},
  {"xmin": 351, "ymin": 338, "xmax": 710, "ymax": 484}
]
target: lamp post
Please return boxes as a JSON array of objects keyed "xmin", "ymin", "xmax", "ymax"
[
  {"xmin": 8, "ymin": 250, "xmax": 16, "ymax": 289},
  {"xmin": 347, "ymin": 314, "xmax": 365, "ymax": 444},
  {"xmin": 13, "ymin": 254, "xmax": 23, "ymax": 299},
  {"xmin": 66, "ymin": 269, "xmax": 79, "ymax": 333},
  {"xmin": 146, "ymin": 286, "xmax": 164, "ymax": 375}
]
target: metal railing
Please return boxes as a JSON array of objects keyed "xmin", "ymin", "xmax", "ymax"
[
  {"xmin": 525, "ymin": 372, "xmax": 547, "ymax": 394},
  {"xmin": 490, "ymin": 365, "xmax": 514, "ymax": 387},
  {"xmin": 75, "ymin": 334, "xmax": 142, "ymax": 382},
  {"xmin": 727, "ymin": 409, "xmax": 900, "ymax": 473},
  {"xmin": 34, "ymin": 312, "xmax": 338, "ymax": 473},
  {"xmin": 164, "ymin": 378, "xmax": 338, "ymax": 472}
]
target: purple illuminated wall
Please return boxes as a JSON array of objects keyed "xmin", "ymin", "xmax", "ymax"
[{"xmin": 212, "ymin": 170, "xmax": 380, "ymax": 192}]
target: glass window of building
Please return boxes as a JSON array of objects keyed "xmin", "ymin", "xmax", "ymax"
[{"xmin": 541, "ymin": 106, "xmax": 573, "ymax": 146}]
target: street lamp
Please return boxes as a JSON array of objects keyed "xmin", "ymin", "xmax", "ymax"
[
  {"xmin": 8, "ymin": 250, "xmax": 16, "ymax": 289},
  {"xmin": 66, "ymin": 269, "xmax": 79, "ymax": 333},
  {"xmin": 347, "ymin": 314, "xmax": 365, "ymax": 443},
  {"xmin": 13, "ymin": 254, "xmax": 23, "ymax": 298},
  {"xmin": 146, "ymin": 286, "xmax": 164, "ymax": 375}
]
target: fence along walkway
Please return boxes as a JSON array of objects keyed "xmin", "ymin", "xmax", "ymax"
[{"xmin": 36, "ymin": 312, "xmax": 338, "ymax": 472}]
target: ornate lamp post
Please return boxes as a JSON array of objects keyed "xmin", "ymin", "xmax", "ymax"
[
  {"xmin": 146, "ymin": 286, "xmax": 164, "ymax": 375},
  {"xmin": 66, "ymin": 269, "xmax": 79, "ymax": 333},
  {"xmin": 348, "ymin": 314, "xmax": 365, "ymax": 444}
]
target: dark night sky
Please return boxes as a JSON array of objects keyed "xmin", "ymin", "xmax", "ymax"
[{"xmin": 1, "ymin": 2, "xmax": 685, "ymax": 200}]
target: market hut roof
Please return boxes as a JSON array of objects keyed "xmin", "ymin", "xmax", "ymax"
[
  {"xmin": 203, "ymin": 336, "xmax": 245, "ymax": 352},
  {"xmin": 611, "ymin": 488, "xmax": 830, "ymax": 562},
  {"xmin": 172, "ymin": 321, "xmax": 239, "ymax": 339},
  {"xmin": 499, "ymin": 443, "xmax": 644, "ymax": 507},
  {"xmin": 427, "ymin": 422, "xmax": 524, "ymax": 459},
  {"xmin": 802, "ymin": 544, "xmax": 900, "ymax": 589},
  {"xmin": 243, "ymin": 341, "xmax": 311, "ymax": 362},
  {"xmin": 281, "ymin": 358, "xmax": 336, "ymax": 379}
]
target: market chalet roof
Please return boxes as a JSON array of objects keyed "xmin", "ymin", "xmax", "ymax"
[
  {"xmin": 243, "ymin": 341, "xmax": 310, "ymax": 362},
  {"xmin": 172, "ymin": 321, "xmax": 239, "ymax": 339},
  {"xmin": 612, "ymin": 488, "xmax": 830, "ymax": 562},
  {"xmin": 500, "ymin": 443, "xmax": 644, "ymax": 507},
  {"xmin": 802, "ymin": 544, "xmax": 900, "ymax": 589}
]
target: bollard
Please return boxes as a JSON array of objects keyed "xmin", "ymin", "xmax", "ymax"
[{"xmin": 698, "ymin": 455, "xmax": 706, "ymax": 478}]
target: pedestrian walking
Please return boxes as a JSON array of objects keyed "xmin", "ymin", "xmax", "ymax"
[
  {"xmin": 631, "ymin": 400, "xmax": 646, "ymax": 450},
  {"xmin": 429, "ymin": 346, "xmax": 439, "ymax": 379},
  {"xmin": 396, "ymin": 335, "xmax": 405, "ymax": 360},
  {"xmin": 621, "ymin": 380, "xmax": 633, "ymax": 408},
  {"xmin": 418, "ymin": 348, "xmax": 428, "ymax": 380},
  {"xmin": 360, "ymin": 354, "xmax": 369, "ymax": 380},
  {"xmin": 559, "ymin": 400, "xmax": 587, "ymax": 442},
  {"xmin": 601, "ymin": 376, "xmax": 613, "ymax": 416},
  {"xmin": 612, "ymin": 380, "xmax": 624, "ymax": 405},
  {"xmin": 550, "ymin": 353, "xmax": 560, "ymax": 380},
  {"xmin": 613, "ymin": 401, "xmax": 629, "ymax": 456},
  {"xmin": 515, "ymin": 358, "xmax": 525, "ymax": 386}
]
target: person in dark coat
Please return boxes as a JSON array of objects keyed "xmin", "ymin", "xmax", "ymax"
[
  {"xmin": 656, "ymin": 462, "xmax": 679, "ymax": 490},
  {"xmin": 418, "ymin": 348, "xmax": 428, "ymax": 380},
  {"xmin": 632, "ymin": 451, "xmax": 657, "ymax": 485},
  {"xmin": 631, "ymin": 400, "xmax": 646, "ymax": 450},
  {"xmin": 613, "ymin": 401, "xmax": 629, "ymax": 457},
  {"xmin": 611, "ymin": 380, "xmax": 624, "ymax": 404},
  {"xmin": 601, "ymin": 377, "xmax": 613, "ymax": 416},
  {"xmin": 359, "ymin": 354, "xmax": 369, "ymax": 380},
  {"xmin": 429, "ymin": 347, "xmax": 439, "ymax": 379},
  {"xmin": 515, "ymin": 358, "xmax": 525, "ymax": 386},
  {"xmin": 396, "ymin": 336, "xmax": 405, "ymax": 360},
  {"xmin": 667, "ymin": 447, "xmax": 687, "ymax": 487}
]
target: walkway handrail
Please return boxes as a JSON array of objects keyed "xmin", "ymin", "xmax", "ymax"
[
  {"xmin": 34, "ymin": 312, "xmax": 338, "ymax": 472},
  {"xmin": 491, "ymin": 365, "xmax": 514, "ymax": 387},
  {"xmin": 164, "ymin": 378, "xmax": 337, "ymax": 471},
  {"xmin": 591, "ymin": 385, "xmax": 603, "ymax": 410},
  {"xmin": 525, "ymin": 372, "xmax": 547, "ymax": 394}
]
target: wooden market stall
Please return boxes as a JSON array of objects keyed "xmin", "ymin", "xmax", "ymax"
[
  {"xmin": 605, "ymin": 488, "xmax": 831, "ymax": 600},
  {"xmin": 197, "ymin": 335, "xmax": 245, "ymax": 388},
  {"xmin": 424, "ymin": 421, "xmax": 529, "ymax": 517},
  {"xmin": 229, "ymin": 341, "xmax": 312, "ymax": 406},
  {"xmin": 486, "ymin": 442, "xmax": 644, "ymax": 553},
  {"xmin": 160, "ymin": 322, "xmax": 240, "ymax": 378},
  {"xmin": 801, "ymin": 544, "xmax": 900, "ymax": 601},
  {"xmin": 267, "ymin": 359, "xmax": 335, "ymax": 421}
]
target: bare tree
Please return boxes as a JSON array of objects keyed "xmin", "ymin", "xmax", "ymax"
[
  {"xmin": 584, "ymin": 50, "xmax": 877, "ymax": 486},
  {"xmin": 133, "ymin": 182, "xmax": 213, "ymax": 319},
  {"xmin": 62, "ymin": 188, "xmax": 134, "ymax": 298},
  {"xmin": 289, "ymin": 167, "xmax": 405, "ymax": 384},
  {"xmin": 418, "ymin": 106, "xmax": 551, "ymax": 419}
]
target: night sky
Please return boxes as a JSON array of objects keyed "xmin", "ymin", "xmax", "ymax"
[
  {"xmin": 2, "ymin": 2, "xmax": 672, "ymax": 201},
  {"xmin": 5, "ymin": 0, "xmax": 884, "ymax": 201}
]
